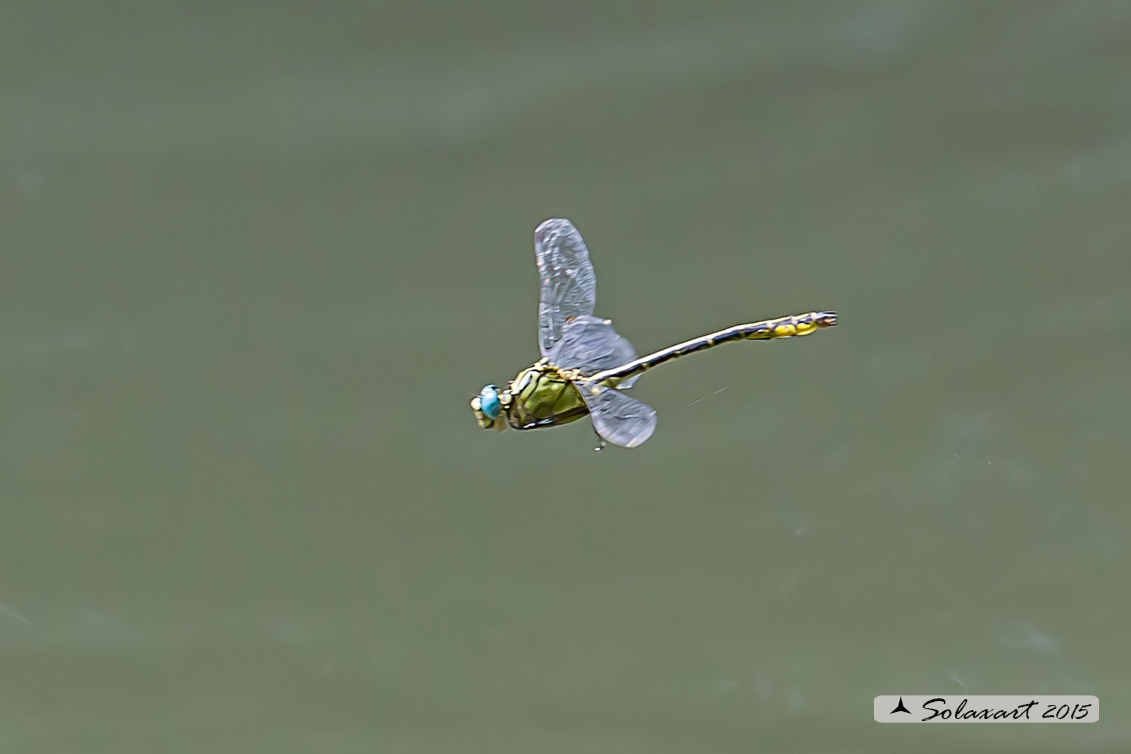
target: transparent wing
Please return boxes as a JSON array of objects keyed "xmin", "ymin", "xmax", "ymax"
[
  {"xmin": 535, "ymin": 218, "xmax": 598, "ymax": 357},
  {"xmin": 580, "ymin": 382, "xmax": 657, "ymax": 448},
  {"xmin": 548, "ymin": 315, "xmax": 638, "ymax": 386}
]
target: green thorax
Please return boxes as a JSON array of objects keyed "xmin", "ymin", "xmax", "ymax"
[{"xmin": 501, "ymin": 362, "xmax": 590, "ymax": 430}]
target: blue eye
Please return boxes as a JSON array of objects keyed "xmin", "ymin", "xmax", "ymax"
[{"xmin": 478, "ymin": 385, "xmax": 500, "ymax": 419}]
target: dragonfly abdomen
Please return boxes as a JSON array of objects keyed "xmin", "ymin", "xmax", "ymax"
[
  {"xmin": 587, "ymin": 310, "xmax": 837, "ymax": 386},
  {"xmin": 729, "ymin": 310, "xmax": 837, "ymax": 342}
]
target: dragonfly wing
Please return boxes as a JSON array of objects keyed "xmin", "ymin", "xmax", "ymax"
[
  {"xmin": 535, "ymin": 218, "xmax": 598, "ymax": 357},
  {"xmin": 549, "ymin": 315, "xmax": 638, "ymax": 386},
  {"xmin": 580, "ymin": 382, "xmax": 657, "ymax": 448}
]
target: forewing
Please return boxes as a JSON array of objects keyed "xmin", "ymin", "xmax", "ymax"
[
  {"xmin": 549, "ymin": 315, "xmax": 638, "ymax": 382},
  {"xmin": 580, "ymin": 382, "xmax": 657, "ymax": 448},
  {"xmin": 535, "ymin": 218, "xmax": 598, "ymax": 357}
]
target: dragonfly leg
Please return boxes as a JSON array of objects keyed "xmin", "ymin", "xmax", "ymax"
[{"xmin": 592, "ymin": 425, "xmax": 607, "ymax": 452}]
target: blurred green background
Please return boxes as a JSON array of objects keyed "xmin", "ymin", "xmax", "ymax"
[{"xmin": 3, "ymin": 1, "xmax": 1130, "ymax": 752}]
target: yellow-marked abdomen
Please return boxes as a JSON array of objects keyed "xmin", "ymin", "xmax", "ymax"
[
  {"xmin": 754, "ymin": 311, "xmax": 837, "ymax": 340},
  {"xmin": 581, "ymin": 310, "xmax": 837, "ymax": 387}
]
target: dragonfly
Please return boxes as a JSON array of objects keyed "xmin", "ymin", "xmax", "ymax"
[{"xmin": 470, "ymin": 218, "xmax": 836, "ymax": 448}]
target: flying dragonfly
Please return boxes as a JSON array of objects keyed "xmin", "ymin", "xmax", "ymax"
[{"xmin": 470, "ymin": 219, "xmax": 837, "ymax": 448}]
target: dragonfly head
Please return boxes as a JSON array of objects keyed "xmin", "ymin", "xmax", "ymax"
[{"xmin": 470, "ymin": 384, "xmax": 507, "ymax": 431}]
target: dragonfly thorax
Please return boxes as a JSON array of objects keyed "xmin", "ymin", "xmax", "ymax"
[
  {"xmin": 505, "ymin": 363, "xmax": 590, "ymax": 430},
  {"xmin": 469, "ymin": 362, "xmax": 590, "ymax": 433}
]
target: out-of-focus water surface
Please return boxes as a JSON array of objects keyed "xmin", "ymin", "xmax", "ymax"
[{"xmin": 3, "ymin": 1, "xmax": 1130, "ymax": 751}]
